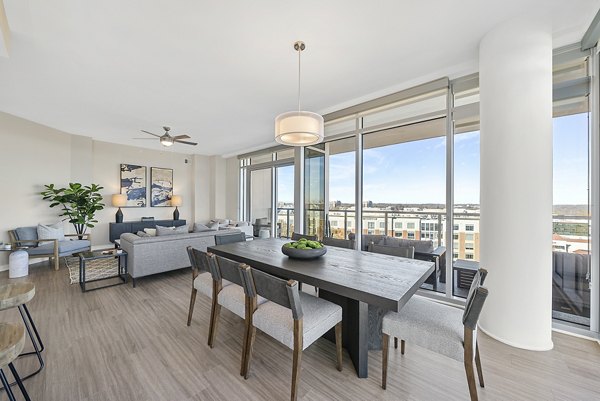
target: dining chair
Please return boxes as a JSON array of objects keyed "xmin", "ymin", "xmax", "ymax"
[
  {"xmin": 381, "ymin": 268, "xmax": 489, "ymax": 401},
  {"xmin": 367, "ymin": 242, "xmax": 416, "ymax": 349},
  {"xmin": 207, "ymin": 255, "xmax": 268, "ymax": 348},
  {"xmin": 291, "ymin": 232, "xmax": 318, "ymax": 241},
  {"xmin": 186, "ymin": 247, "xmax": 228, "ymax": 326},
  {"xmin": 238, "ymin": 264, "xmax": 343, "ymax": 401},
  {"xmin": 368, "ymin": 243, "xmax": 415, "ymax": 259},
  {"xmin": 322, "ymin": 237, "xmax": 355, "ymax": 249},
  {"xmin": 215, "ymin": 232, "xmax": 247, "ymax": 245}
]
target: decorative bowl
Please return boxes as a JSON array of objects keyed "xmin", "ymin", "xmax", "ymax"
[{"xmin": 281, "ymin": 245, "xmax": 327, "ymax": 259}]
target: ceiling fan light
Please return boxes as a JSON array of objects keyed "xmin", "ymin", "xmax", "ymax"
[
  {"xmin": 160, "ymin": 137, "xmax": 174, "ymax": 147},
  {"xmin": 275, "ymin": 111, "xmax": 324, "ymax": 146}
]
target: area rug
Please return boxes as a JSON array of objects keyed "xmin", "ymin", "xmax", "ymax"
[{"xmin": 64, "ymin": 256, "xmax": 119, "ymax": 284}]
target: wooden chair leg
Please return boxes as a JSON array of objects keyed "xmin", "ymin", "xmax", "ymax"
[
  {"xmin": 382, "ymin": 333, "xmax": 389, "ymax": 390},
  {"xmin": 186, "ymin": 288, "xmax": 197, "ymax": 326},
  {"xmin": 335, "ymin": 322, "xmax": 342, "ymax": 371},
  {"xmin": 394, "ymin": 337, "xmax": 398, "ymax": 349},
  {"xmin": 464, "ymin": 328, "xmax": 478, "ymax": 401},
  {"xmin": 208, "ymin": 303, "xmax": 221, "ymax": 348},
  {"xmin": 401, "ymin": 340, "xmax": 405, "ymax": 355},
  {"xmin": 464, "ymin": 357, "xmax": 479, "ymax": 401},
  {"xmin": 54, "ymin": 256, "xmax": 59, "ymax": 270},
  {"xmin": 291, "ymin": 319, "xmax": 303, "ymax": 401},
  {"xmin": 475, "ymin": 342, "xmax": 484, "ymax": 388},
  {"xmin": 243, "ymin": 326, "xmax": 256, "ymax": 380}
]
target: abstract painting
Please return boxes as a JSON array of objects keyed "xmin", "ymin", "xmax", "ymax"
[
  {"xmin": 120, "ymin": 164, "xmax": 147, "ymax": 207},
  {"xmin": 151, "ymin": 167, "xmax": 173, "ymax": 207}
]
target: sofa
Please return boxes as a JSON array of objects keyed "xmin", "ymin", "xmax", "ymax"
[
  {"xmin": 356, "ymin": 234, "xmax": 446, "ymax": 289},
  {"xmin": 119, "ymin": 228, "xmax": 241, "ymax": 284},
  {"xmin": 197, "ymin": 218, "xmax": 253, "ymax": 238}
]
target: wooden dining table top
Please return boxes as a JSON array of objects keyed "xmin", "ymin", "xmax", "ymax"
[{"xmin": 208, "ymin": 238, "xmax": 434, "ymax": 311}]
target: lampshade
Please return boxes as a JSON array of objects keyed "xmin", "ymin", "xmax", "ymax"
[
  {"xmin": 275, "ymin": 111, "xmax": 324, "ymax": 146},
  {"xmin": 112, "ymin": 194, "xmax": 127, "ymax": 207},
  {"xmin": 170, "ymin": 195, "xmax": 182, "ymax": 207}
]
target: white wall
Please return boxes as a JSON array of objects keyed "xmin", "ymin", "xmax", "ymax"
[{"xmin": 0, "ymin": 111, "xmax": 228, "ymax": 269}]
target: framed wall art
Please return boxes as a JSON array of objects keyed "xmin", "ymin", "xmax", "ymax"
[
  {"xmin": 120, "ymin": 164, "xmax": 147, "ymax": 207},
  {"xmin": 151, "ymin": 167, "xmax": 173, "ymax": 207}
]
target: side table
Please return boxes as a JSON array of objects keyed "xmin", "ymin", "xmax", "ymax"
[{"xmin": 77, "ymin": 249, "xmax": 128, "ymax": 292}]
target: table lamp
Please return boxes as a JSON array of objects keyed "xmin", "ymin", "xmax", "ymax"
[
  {"xmin": 112, "ymin": 194, "xmax": 127, "ymax": 223},
  {"xmin": 171, "ymin": 195, "xmax": 182, "ymax": 220}
]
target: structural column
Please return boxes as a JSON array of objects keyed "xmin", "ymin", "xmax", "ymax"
[{"xmin": 478, "ymin": 17, "xmax": 553, "ymax": 350}]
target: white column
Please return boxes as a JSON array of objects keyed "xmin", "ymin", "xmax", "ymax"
[{"xmin": 478, "ymin": 17, "xmax": 554, "ymax": 350}]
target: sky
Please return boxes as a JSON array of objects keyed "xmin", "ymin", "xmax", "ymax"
[{"xmin": 274, "ymin": 112, "xmax": 589, "ymax": 206}]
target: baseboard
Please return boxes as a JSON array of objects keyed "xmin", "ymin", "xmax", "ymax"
[
  {"xmin": 0, "ymin": 264, "xmax": 7, "ymax": 272},
  {"xmin": 478, "ymin": 324, "xmax": 554, "ymax": 351}
]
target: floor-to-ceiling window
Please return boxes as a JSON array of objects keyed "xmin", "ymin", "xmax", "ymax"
[
  {"xmin": 551, "ymin": 46, "xmax": 592, "ymax": 328},
  {"xmin": 276, "ymin": 164, "xmax": 295, "ymax": 238},
  {"xmin": 328, "ymin": 136, "xmax": 356, "ymax": 240},
  {"xmin": 362, "ymin": 117, "xmax": 447, "ymax": 293}
]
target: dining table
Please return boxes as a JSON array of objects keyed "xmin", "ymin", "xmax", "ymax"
[{"xmin": 208, "ymin": 237, "xmax": 434, "ymax": 378}]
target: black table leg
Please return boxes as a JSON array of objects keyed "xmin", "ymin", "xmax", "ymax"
[{"xmin": 319, "ymin": 289, "xmax": 369, "ymax": 378}]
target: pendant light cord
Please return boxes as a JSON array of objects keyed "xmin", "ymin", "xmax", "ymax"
[{"xmin": 297, "ymin": 47, "xmax": 302, "ymax": 112}]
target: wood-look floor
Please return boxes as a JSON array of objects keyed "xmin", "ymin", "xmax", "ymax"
[{"xmin": 0, "ymin": 261, "xmax": 599, "ymax": 401}]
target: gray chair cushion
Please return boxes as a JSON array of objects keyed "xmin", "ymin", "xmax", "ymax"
[
  {"xmin": 15, "ymin": 227, "xmax": 38, "ymax": 247},
  {"xmin": 27, "ymin": 239, "xmax": 90, "ymax": 256},
  {"xmin": 382, "ymin": 296, "xmax": 465, "ymax": 361},
  {"xmin": 252, "ymin": 292, "xmax": 342, "ymax": 350},
  {"xmin": 217, "ymin": 284, "xmax": 268, "ymax": 319}
]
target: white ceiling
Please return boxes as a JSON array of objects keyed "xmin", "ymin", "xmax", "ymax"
[{"xmin": 0, "ymin": 0, "xmax": 598, "ymax": 156}]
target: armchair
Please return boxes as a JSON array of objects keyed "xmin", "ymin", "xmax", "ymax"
[{"xmin": 9, "ymin": 227, "xmax": 91, "ymax": 270}]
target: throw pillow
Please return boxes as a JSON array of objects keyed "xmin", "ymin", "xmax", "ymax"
[
  {"xmin": 207, "ymin": 222, "xmax": 219, "ymax": 230},
  {"xmin": 194, "ymin": 223, "xmax": 211, "ymax": 232},
  {"xmin": 174, "ymin": 225, "xmax": 188, "ymax": 234},
  {"xmin": 136, "ymin": 231, "xmax": 148, "ymax": 237},
  {"xmin": 156, "ymin": 225, "xmax": 175, "ymax": 236},
  {"xmin": 143, "ymin": 228, "xmax": 157, "ymax": 236},
  {"xmin": 37, "ymin": 223, "xmax": 65, "ymax": 246}
]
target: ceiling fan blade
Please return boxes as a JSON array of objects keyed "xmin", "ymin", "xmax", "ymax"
[
  {"xmin": 172, "ymin": 134, "xmax": 191, "ymax": 140},
  {"xmin": 174, "ymin": 140, "xmax": 198, "ymax": 146},
  {"xmin": 141, "ymin": 130, "xmax": 162, "ymax": 138}
]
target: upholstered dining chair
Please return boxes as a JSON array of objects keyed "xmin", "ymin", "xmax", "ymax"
[
  {"xmin": 291, "ymin": 232, "xmax": 318, "ymax": 241},
  {"xmin": 381, "ymin": 268, "xmax": 489, "ymax": 401},
  {"xmin": 207, "ymin": 256, "xmax": 268, "ymax": 349},
  {"xmin": 186, "ymin": 247, "xmax": 226, "ymax": 327},
  {"xmin": 368, "ymin": 242, "xmax": 416, "ymax": 349},
  {"xmin": 214, "ymin": 232, "xmax": 247, "ymax": 245},
  {"xmin": 322, "ymin": 237, "xmax": 355, "ymax": 249},
  {"xmin": 238, "ymin": 265, "xmax": 343, "ymax": 401}
]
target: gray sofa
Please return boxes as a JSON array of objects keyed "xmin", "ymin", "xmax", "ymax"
[{"xmin": 120, "ymin": 229, "xmax": 240, "ymax": 285}]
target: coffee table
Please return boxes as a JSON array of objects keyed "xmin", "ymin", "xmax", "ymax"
[{"xmin": 77, "ymin": 249, "xmax": 128, "ymax": 292}]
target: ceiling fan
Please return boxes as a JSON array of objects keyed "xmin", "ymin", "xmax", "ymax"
[{"xmin": 135, "ymin": 126, "xmax": 198, "ymax": 147}]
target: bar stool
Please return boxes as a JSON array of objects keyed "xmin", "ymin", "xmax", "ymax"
[
  {"xmin": 0, "ymin": 322, "xmax": 32, "ymax": 401},
  {"xmin": 0, "ymin": 283, "xmax": 44, "ymax": 382}
]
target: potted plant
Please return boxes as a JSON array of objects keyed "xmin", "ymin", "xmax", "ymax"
[{"xmin": 40, "ymin": 183, "xmax": 105, "ymax": 238}]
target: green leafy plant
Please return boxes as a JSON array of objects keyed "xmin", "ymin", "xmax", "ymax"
[{"xmin": 40, "ymin": 183, "xmax": 105, "ymax": 238}]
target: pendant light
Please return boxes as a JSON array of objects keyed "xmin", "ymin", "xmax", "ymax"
[{"xmin": 275, "ymin": 41, "xmax": 324, "ymax": 146}]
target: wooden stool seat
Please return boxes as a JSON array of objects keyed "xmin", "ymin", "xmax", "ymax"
[
  {"xmin": 0, "ymin": 283, "xmax": 35, "ymax": 311},
  {"xmin": 0, "ymin": 323, "xmax": 25, "ymax": 368}
]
